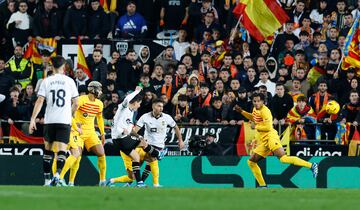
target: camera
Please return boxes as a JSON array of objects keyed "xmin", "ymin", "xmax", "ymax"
[{"xmin": 188, "ymin": 133, "xmax": 216, "ymax": 155}]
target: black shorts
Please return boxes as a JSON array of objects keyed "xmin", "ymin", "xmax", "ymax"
[
  {"xmin": 113, "ymin": 135, "xmax": 141, "ymax": 155},
  {"xmin": 43, "ymin": 124, "xmax": 71, "ymax": 144}
]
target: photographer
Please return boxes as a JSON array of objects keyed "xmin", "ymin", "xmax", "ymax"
[{"xmin": 189, "ymin": 133, "xmax": 223, "ymax": 156}]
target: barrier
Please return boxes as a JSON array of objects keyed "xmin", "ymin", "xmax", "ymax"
[{"xmin": 1, "ymin": 156, "xmax": 360, "ymax": 188}]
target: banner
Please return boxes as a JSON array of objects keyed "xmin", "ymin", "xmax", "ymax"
[
  {"xmin": 290, "ymin": 144, "xmax": 348, "ymax": 156},
  {"xmin": 9, "ymin": 124, "xmax": 44, "ymax": 144},
  {"xmin": 348, "ymin": 130, "xmax": 360, "ymax": 156}
]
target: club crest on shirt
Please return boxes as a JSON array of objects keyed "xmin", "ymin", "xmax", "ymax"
[
  {"xmin": 126, "ymin": 119, "xmax": 132, "ymax": 124},
  {"xmin": 83, "ymin": 113, "xmax": 88, "ymax": 117}
]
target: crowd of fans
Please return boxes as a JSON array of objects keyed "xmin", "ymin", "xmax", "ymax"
[{"xmin": 1, "ymin": 0, "xmax": 360, "ymax": 142}]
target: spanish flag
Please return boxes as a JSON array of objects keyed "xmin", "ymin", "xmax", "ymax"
[
  {"xmin": 24, "ymin": 37, "xmax": 57, "ymax": 65},
  {"xmin": 9, "ymin": 124, "xmax": 43, "ymax": 144},
  {"xmin": 233, "ymin": 0, "xmax": 289, "ymax": 41},
  {"xmin": 342, "ymin": 15, "xmax": 360, "ymax": 74},
  {"xmin": 77, "ymin": 37, "xmax": 92, "ymax": 79}
]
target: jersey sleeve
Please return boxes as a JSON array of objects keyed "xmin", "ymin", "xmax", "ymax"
[
  {"xmin": 37, "ymin": 80, "xmax": 46, "ymax": 97},
  {"xmin": 136, "ymin": 115, "xmax": 145, "ymax": 128},
  {"xmin": 121, "ymin": 89, "xmax": 141, "ymax": 108},
  {"xmin": 70, "ymin": 79, "xmax": 79, "ymax": 99},
  {"xmin": 166, "ymin": 115, "xmax": 176, "ymax": 128}
]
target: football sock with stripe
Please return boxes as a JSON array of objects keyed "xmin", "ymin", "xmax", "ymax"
[
  {"xmin": 56, "ymin": 151, "xmax": 67, "ymax": 175},
  {"xmin": 132, "ymin": 161, "xmax": 142, "ymax": 183},
  {"xmin": 43, "ymin": 150, "xmax": 53, "ymax": 180},
  {"xmin": 141, "ymin": 164, "xmax": 151, "ymax": 182}
]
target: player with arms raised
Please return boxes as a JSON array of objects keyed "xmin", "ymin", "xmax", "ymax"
[
  {"xmin": 235, "ymin": 92, "xmax": 318, "ymax": 188},
  {"xmin": 29, "ymin": 55, "xmax": 79, "ymax": 186}
]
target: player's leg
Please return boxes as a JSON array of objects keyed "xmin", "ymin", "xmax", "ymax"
[
  {"xmin": 148, "ymin": 158, "xmax": 161, "ymax": 187},
  {"xmin": 107, "ymin": 151, "xmax": 134, "ymax": 186},
  {"xmin": 43, "ymin": 140, "xmax": 53, "ymax": 186},
  {"xmin": 273, "ymin": 147, "xmax": 318, "ymax": 177},
  {"xmin": 128, "ymin": 149, "xmax": 145, "ymax": 187},
  {"xmin": 89, "ymin": 144, "xmax": 107, "ymax": 185},
  {"xmin": 247, "ymin": 152, "xmax": 267, "ymax": 187},
  {"xmin": 68, "ymin": 147, "xmax": 83, "ymax": 186}
]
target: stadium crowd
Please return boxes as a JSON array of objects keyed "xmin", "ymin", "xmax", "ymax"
[{"xmin": 0, "ymin": 0, "xmax": 360, "ymax": 143}]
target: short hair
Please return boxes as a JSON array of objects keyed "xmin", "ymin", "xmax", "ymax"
[
  {"xmin": 178, "ymin": 94, "xmax": 188, "ymax": 102},
  {"xmin": 51, "ymin": 55, "xmax": 66, "ymax": 69},
  {"xmin": 211, "ymin": 96, "xmax": 222, "ymax": 103},
  {"xmin": 140, "ymin": 73, "xmax": 150, "ymax": 78},
  {"xmin": 350, "ymin": 89, "xmax": 359, "ymax": 95},
  {"xmin": 251, "ymin": 92, "xmax": 265, "ymax": 101},
  {"xmin": 129, "ymin": 92, "xmax": 143, "ymax": 104},
  {"xmin": 152, "ymin": 98, "xmax": 164, "ymax": 105},
  {"xmin": 297, "ymin": 96, "xmax": 307, "ymax": 102},
  {"xmin": 299, "ymin": 31, "xmax": 309, "ymax": 37},
  {"xmin": 164, "ymin": 72, "xmax": 173, "ymax": 77},
  {"xmin": 276, "ymin": 83, "xmax": 285, "ymax": 88},
  {"xmin": 9, "ymin": 86, "xmax": 20, "ymax": 93},
  {"xmin": 224, "ymin": 52, "xmax": 232, "ymax": 58},
  {"xmin": 93, "ymin": 49, "xmax": 103, "ymax": 54},
  {"xmin": 126, "ymin": 49, "xmax": 135, "ymax": 55},
  {"xmin": 165, "ymin": 45, "xmax": 174, "ymax": 50}
]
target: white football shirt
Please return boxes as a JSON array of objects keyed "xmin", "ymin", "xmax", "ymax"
[
  {"xmin": 136, "ymin": 112, "xmax": 176, "ymax": 149},
  {"xmin": 38, "ymin": 74, "xmax": 79, "ymax": 125}
]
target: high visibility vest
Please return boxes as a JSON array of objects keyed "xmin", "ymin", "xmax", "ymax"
[{"xmin": 8, "ymin": 58, "xmax": 33, "ymax": 88}]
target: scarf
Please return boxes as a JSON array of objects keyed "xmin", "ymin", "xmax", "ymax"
[
  {"xmin": 176, "ymin": 104, "xmax": 189, "ymax": 117},
  {"xmin": 161, "ymin": 84, "xmax": 172, "ymax": 100},
  {"xmin": 199, "ymin": 93, "xmax": 212, "ymax": 108},
  {"xmin": 315, "ymin": 92, "xmax": 329, "ymax": 114},
  {"xmin": 175, "ymin": 75, "xmax": 188, "ymax": 89}
]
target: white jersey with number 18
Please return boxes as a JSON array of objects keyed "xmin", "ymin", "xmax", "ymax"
[{"xmin": 38, "ymin": 74, "xmax": 79, "ymax": 125}]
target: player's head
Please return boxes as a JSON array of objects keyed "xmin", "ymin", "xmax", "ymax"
[
  {"xmin": 51, "ymin": 55, "xmax": 66, "ymax": 74},
  {"xmin": 251, "ymin": 92, "xmax": 265, "ymax": 109},
  {"xmin": 87, "ymin": 81, "xmax": 102, "ymax": 98},
  {"xmin": 129, "ymin": 92, "xmax": 143, "ymax": 110},
  {"xmin": 152, "ymin": 98, "xmax": 164, "ymax": 115}
]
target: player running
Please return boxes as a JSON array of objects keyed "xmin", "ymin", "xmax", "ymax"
[
  {"xmin": 111, "ymin": 87, "xmax": 167, "ymax": 187},
  {"xmin": 234, "ymin": 92, "xmax": 318, "ymax": 188},
  {"xmin": 29, "ymin": 55, "xmax": 79, "ymax": 186}
]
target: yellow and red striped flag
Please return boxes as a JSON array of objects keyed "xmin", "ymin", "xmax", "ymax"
[
  {"xmin": 24, "ymin": 37, "xmax": 57, "ymax": 64},
  {"xmin": 342, "ymin": 16, "xmax": 360, "ymax": 75},
  {"xmin": 233, "ymin": 0, "xmax": 289, "ymax": 41},
  {"xmin": 77, "ymin": 37, "xmax": 92, "ymax": 79}
]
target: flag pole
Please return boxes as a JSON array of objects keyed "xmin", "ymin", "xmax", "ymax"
[{"xmin": 229, "ymin": 15, "xmax": 242, "ymax": 44}]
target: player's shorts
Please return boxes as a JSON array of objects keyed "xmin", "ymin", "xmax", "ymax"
[
  {"xmin": 81, "ymin": 131, "xmax": 102, "ymax": 151},
  {"xmin": 113, "ymin": 135, "xmax": 141, "ymax": 155},
  {"xmin": 253, "ymin": 130, "xmax": 283, "ymax": 158},
  {"xmin": 120, "ymin": 148, "xmax": 148, "ymax": 171},
  {"xmin": 68, "ymin": 130, "xmax": 84, "ymax": 150},
  {"xmin": 44, "ymin": 124, "xmax": 71, "ymax": 144}
]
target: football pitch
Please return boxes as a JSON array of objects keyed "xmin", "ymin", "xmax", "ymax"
[{"xmin": 0, "ymin": 186, "xmax": 358, "ymax": 210}]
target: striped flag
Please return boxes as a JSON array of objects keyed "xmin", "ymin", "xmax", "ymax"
[
  {"xmin": 77, "ymin": 37, "xmax": 92, "ymax": 79},
  {"xmin": 342, "ymin": 15, "xmax": 360, "ymax": 73},
  {"xmin": 24, "ymin": 37, "xmax": 57, "ymax": 65},
  {"xmin": 233, "ymin": 0, "xmax": 289, "ymax": 41}
]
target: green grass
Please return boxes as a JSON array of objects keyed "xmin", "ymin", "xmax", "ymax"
[{"xmin": 0, "ymin": 186, "xmax": 358, "ymax": 210}]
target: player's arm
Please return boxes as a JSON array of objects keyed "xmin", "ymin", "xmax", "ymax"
[
  {"xmin": 121, "ymin": 87, "xmax": 142, "ymax": 108},
  {"xmin": 174, "ymin": 125, "xmax": 185, "ymax": 150},
  {"xmin": 255, "ymin": 108, "xmax": 273, "ymax": 132},
  {"xmin": 96, "ymin": 112, "xmax": 106, "ymax": 144},
  {"xmin": 71, "ymin": 97, "xmax": 79, "ymax": 117},
  {"xmin": 234, "ymin": 105, "xmax": 253, "ymax": 121},
  {"xmin": 29, "ymin": 96, "xmax": 45, "ymax": 133}
]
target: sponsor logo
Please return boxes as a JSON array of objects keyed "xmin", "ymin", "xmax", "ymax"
[
  {"xmin": 116, "ymin": 42, "xmax": 128, "ymax": 56},
  {"xmin": 296, "ymin": 147, "xmax": 343, "ymax": 157},
  {"xmin": 0, "ymin": 148, "xmax": 43, "ymax": 156}
]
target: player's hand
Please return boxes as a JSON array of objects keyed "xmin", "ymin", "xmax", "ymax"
[
  {"xmin": 122, "ymin": 128, "xmax": 129, "ymax": 135},
  {"xmin": 250, "ymin": 121, "xmax": 256, "ymax": 129},
  {"xmin": 234, "ymin": 105, "xmax": 243, "ymax": 113},
  {"xmin": 101, "ymin": 135, "xmax": 105, "ymax": 145},
  {"xmin": 29, "ymin": 119, "xmax": 37, "ymax": 134},
  {"xmin": 178, "ymin": 140, "xmax": 185, "ymax": 150}
]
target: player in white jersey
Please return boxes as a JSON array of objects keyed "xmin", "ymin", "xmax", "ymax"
[
  {"xmin": 111, "ymin": 87, "xmax": 167, "ymax": 187},
  {"xmin": 29, "ymin": 55, "xmax": 79, "ymax": 186},
  {"xmin": 132, "ymin": 98, "xmax": 184, "ymax": 187}
]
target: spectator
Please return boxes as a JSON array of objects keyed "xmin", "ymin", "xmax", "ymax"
[
  {"xmin": 206, "ymin": 67, "xmax": 218, "ymax": 90},
  {"xmin": 138, "ymin": 73, "xmax": 155, "ymax": 93},
  {"xmin": 108, "ymin": 50, "xmax": 120, "ymax": 72},
  {"xmin": 103, "ymin": 92, "xmax": 119, "ymax": 120},
  {"xmin": 294, "ymin": 31, "xmax": 311, "ymax": 50},
  {"xmin": 242, "ymin": 67, "xmax": 258, "ymax": 94},
  {"xmin": 255, "ymin": 70, "xmax": 276, "ymax": 96},
  {"xmin": 160, "ymin": 72, "xmax": 176, "ymax": 100},
  {"xmin": 332, "ymin": 0, "xmax": 347, "ymax": 29},
  {"xmin": 137, "ymin": 90, "xmax": 155, "ymax": 118},
  {"xmin": 160, "ymin": 0, "xmax": 189, "ymax": 30},
  {"xmin": 340, "ymin": 89, "xmax": 360, "ymax": 141},
  {"xmin": 32, "ymin": 0, "xmax": 62, "ymax": 39},
  {"xmin": 307, "ymin": 53, "xmax": 328, "ymax": 88},
  {"xmin": 211, "ymin": 40, "xmax": 226, "ymax": 69},
  {"xmin": 174, "ymin": 94, "xmax": 191, "ymax": 123},
  {"xmin": 338, "ymin": 69, "xmax": 357, "ymax": 105},
  {"xmin": 137, "ymin": 45, "xmax": 150, "ymax": 66},
  {"xmin": 0, "ymin": 0, "xmax": 16, "ymax": 60},
  {"xmin": 180, "ymin": 53, "xmax": 193, "ymax": 72},
  {"xmin": 155, "ymin": 45, "xmax": 178, "ymax": 72},
  {"xmin": 151, "ymin": 64, "xmax": 165, "ymax": 93},
  {"xmin": 271, "ymin": 83, "xmax": 294, "ymax": 127},
  {"xmin": 0, "ymin": 57, "xmax": 14, "ymax": 98},
  {"xmin": 116, "ymin": 49, "xmax": 139, "ymax": 93},
  {"xmin": 116, "ymin": 1, "xmax": 147, "ymax": 39},
  {"xmin": 4, "ymin": 86, "xmax": 26, "ymax": 124},
  {"xmin": 5, "ymin": 45, "xmax": 33, "ymax": 89},
  {"xmin": 6, "ymin": 0, "xmax": 31, "ymax": 46},
  {"xmin": 315, "ymin": 64, "xmax": 337, "ymax": 95},
  {"xmin": 305, "ymin": 31, "xmax": 322, "ymax": 61},
  {"xmin": 192, "ymin": 82, "xmax": 212, "ymax": 123},
  {"xmin": 63, "ymin": 0, "xmax": 88, "ymax": 39},
  {"xmin": 207, "ymin": 96, "xmax": 229, "ymax": 124},
  {"xmin": 160, "ymin": 93, "xmax": 174, "ymax": 115},
  {"xmin": 195, "ymin": 11, "xmax": 221, "ymax": 43},
  {"xmin": 87, "ymin": 0, "xmax": 110, "ymax": 39},
  {"xmin": 74, "ymin": 68, "xmax": 91, "ymax": 88},
  {"xmin": 220, "ymin": 53, "xmax": 237, "ymax": 79},
  {"xmin": 88, "ymin": 49, "xmax": 107, "ymax": 85},
  {"xmin": 288, "ymin": 78, "xmax": 305, "ymax": 103},
  {"xmin": 351, "ymin": 0, "xmax": 360, "ymax": 18},
  {"xmin": 325, "ymin": 27, "xmax": 339, "ymax": 51},
  {"xmin": 32, "ymin": 50, "xmax": 52, "ymax": 86},
  {"xmin": 230, "ymin": 78, "xmax": 240, "ymax": 92},
  {"xmin": 173, "ymin": 27, "xmax": 190, "ymax": 61},
  {"xmin": 286, "ymin": 96, "xmax": 317, "ymax": 140},
  {"xmin": 212, "ymin": 79, "xmax": 225, "ymax": 98},
  {"xmin": 198, "ymin": 51, "xmax": 212, "ymax": 81},
  {"xmin": 289, "ymin": 0, "xmax": 308, "ymax": 29},
  {"xmin": 340, "ymin": 12, "xmax": 353, "ymax": 36},
  {"xmin": 310, "ymin": 0, "xmax": 328, "ymax": 30},
  {"xmin": 277, "ymin": 39, "xmax": 295, "ymax": 65},
  {"xmin": 173, "ymin": 63, "xmax": 189, "ymax": 89},
  {"xmin": 271, "ymin": 20, "xmax": 299, "ymax": 58},
  {"xmin": 285, "ymin": 68, "xmax": 310, "ymax": 98},
  {"xmin": 293, "ymin": 15, "xmax": 314, "ymax": 39},
  {"xmin": 187, "ymin": 41, "xmax": 201, "ymax": 68}
]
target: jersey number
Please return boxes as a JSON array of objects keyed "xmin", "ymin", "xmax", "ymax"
[{"xmin": 50, "ymin": 89, "xmax": 66, "ymax": 107}]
